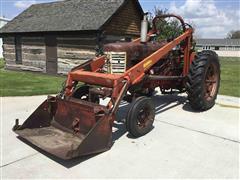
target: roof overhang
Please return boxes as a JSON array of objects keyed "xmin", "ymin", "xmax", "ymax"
[{"xmin": 0, "ymin": 30, "xmax": 99, "ymax": 38}]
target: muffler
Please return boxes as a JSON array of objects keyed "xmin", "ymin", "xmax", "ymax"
[
  {"xmin": 140, "ymin": 13, "xmax": 148, "ymax": 43},
  {"xmin": 13, "ymin": 96, "xmax": 112, "ymax": 159}
]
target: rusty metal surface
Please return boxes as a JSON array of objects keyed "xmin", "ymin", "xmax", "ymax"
[
  {"xmin": 104, "ymin": 41, "xmax": 167, "ymax": 69},
  {"xmin": 147, "ymin": 75, "xmax": 184, "ymax": 81},
  {"xmin": 15, "ymin": 125, "xmax": 85, "ymax": 159},
  {"xmin": 204, "ymin": 63, "xmax": 220, "ymax": 101},
  {"xmin": 122, "ymin": 28, "xmax": 193, "ymax": 85},
  {"xmin": 13, "ymin": 97, "xmax": 113, "ymax": 159},
  {"xmin": 69, "ymin": 71, "xmax": 123, "ymax": 88}
]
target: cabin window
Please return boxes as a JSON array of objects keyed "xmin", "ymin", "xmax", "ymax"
[{"xmin": 15, "ymin": 36, "xmax": 22, "ymax": 64}]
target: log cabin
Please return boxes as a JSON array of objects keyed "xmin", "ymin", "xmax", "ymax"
[{"xmin": 0, "ymin": 0, "xmax": 143, "ymax": 74}]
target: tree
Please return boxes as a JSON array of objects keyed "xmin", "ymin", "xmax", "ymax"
[
  {"xmin": 227, "ymin": 30, "xmax": 240, "ymax": 39},
  {"xmin": 148, "ymin": 7, "xmax": 184, "ymax": 41}
]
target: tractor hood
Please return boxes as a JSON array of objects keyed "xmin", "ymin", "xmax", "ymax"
[{"xmin": 103, "ymin": 41, "xmax": 167, "ymax": 64}]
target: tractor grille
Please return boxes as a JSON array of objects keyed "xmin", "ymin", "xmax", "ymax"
[{"xmin": 105, "ymin": 52, "xmax": 127, "ymax": 74}]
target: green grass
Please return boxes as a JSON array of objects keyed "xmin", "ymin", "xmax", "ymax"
[
  {"xmin": 0, "ymin": 57, "xmax": 239, "ymax": 97},
  {"xmin": 0, "ymin": 59, "xmax": 4, "ymax": 69},
  {"xmin": 0, "ymin": 59, "xmax": 65, "ymax": 96},
  {"xmin": 219, "ymin": 57, "xmax": 240, "ymax": 97}
]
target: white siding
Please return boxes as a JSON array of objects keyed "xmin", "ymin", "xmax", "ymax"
[
  {"xmin": 196, "ymin": 44, "xmax": 240, "ymax": 57},
  {"xmin": 215, "ymin": 51, "xmax": 240, "ymax": 57},
  {"xmin": 198, "ymin": 49, "xmax": 240, "ymax": 57}
]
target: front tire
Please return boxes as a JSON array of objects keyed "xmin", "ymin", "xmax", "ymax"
[
  {"xmin": 186, "ymin": 50, "xmax": 220, "ymax": 111},
  {"xmin": 126, "ymin": 97, "xmax": 155, "ymax": 137}
]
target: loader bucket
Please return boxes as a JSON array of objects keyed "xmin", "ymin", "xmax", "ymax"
[{"xmin": 13, "ymin": 96, "xmax": 112, "ymax": 160}]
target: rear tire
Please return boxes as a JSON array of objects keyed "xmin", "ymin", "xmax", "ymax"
[
  {"xmin": 186, "ymin": 50, "xmax": 220, "ymax": 111},
  {"xmin": 126, "ymin": 97, "xmax": 155, "ymax": 137}
]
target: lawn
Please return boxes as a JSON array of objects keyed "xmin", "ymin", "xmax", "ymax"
[
  {"xmin": 0, "ymin": 60, "xmax": 65, "ymax": 96},
  {"xmin": 219, "ymin": 57, "xmax": 240, "ymax": 97},
  {"xmin": 0, "ymin": 57, "xmax": 239, "ymax": 97}
]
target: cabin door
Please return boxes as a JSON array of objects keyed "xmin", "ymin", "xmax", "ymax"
[
  {"xmin": 45, "ymin": 36, "xmax": 57, "ymax": 74},
  {"xmin": 15, "ymin": 36, "xmax": 22, "ymax": 64}
]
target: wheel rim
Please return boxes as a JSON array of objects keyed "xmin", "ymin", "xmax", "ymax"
[
  {"xmin": 204, "ymin": 63, "xmax": 219, "ymax": 101},
  {"xmin": 136, "ymin": 106, "xmax": 154, "ymax": 129}
]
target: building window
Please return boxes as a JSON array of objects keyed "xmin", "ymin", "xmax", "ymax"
[
  {"xmin": 215, "ymin": 46, "xmax": 219, "ymax": 50},
  {"xmin": 15, "ymin": 36, "xmax": 22, "ymax": 64}
]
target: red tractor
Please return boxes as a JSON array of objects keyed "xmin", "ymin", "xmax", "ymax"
[{"xmin": 13, "ymin": 14, "xmax": 220, "ymax": 159}]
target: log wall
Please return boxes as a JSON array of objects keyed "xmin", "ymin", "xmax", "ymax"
[
  {"xmin": 57, "ymin": 36, "xmax": 97, "ymax": 74},
  {"xmin": 3, "ymin": 32, "xmax": 139, "ymax": 75},
  {"xmin": 3, "ymin": 37, "xmax": 46, "ymax": 72},
  {"xmin": 21, "ymin": 37, "xmax": 46, "ymax": 72},
  {"xmin": 2, "ymin": 33, "xmax": 133, "ymax": 74},
  {"xmin": 3, "ymin": 37, "xmax": 15, "ymax": 65}
]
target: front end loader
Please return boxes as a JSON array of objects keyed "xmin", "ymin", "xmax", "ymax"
[{"xmin": 13, "ymin": 14, "xmax": 220, "ymax": 159}]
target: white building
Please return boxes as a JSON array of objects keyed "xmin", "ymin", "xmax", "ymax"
[
  {"xmin": 0, "ymin": 17, "xmax": 10, "ymax": 58},
  {"xmin": 196, "ymin": 39, "xmax": 240, "ymax": 57}
]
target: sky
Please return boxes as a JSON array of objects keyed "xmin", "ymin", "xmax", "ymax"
[{"xmin": 0, "ymin": 0, "xmax": 239, "ymax": 38}]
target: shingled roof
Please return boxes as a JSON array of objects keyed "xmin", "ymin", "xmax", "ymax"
[{"xmin": 0, "ymin": 0, "xmax": 143, "ymax": 34}]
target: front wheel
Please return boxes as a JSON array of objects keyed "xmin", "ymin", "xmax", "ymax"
[
  {"xmin": 186, "ymin": 50, "xmax": 220, "ymax": 111},
  {"xmin": 126, "ymin": 97, "xmax": 155, "ymax": 137}
]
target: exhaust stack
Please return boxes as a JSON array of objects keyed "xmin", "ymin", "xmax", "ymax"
[{"xmin": 140, "ymin": 13, "xmax": 148, "ymax": 43}]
